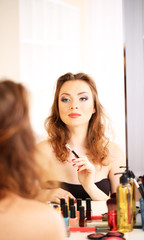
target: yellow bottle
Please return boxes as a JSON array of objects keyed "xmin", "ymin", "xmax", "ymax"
[{"xmin": 116, "ymin": 172, "xmax": 133, "ymax": 232}]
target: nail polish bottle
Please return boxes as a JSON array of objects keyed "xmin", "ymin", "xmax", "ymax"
[
  {"xmin": 68, "ymin": 197, "xmax": 74, "ymax": 217},
  {"xmin": 79, "ymin": 206, "xmax": 86, "ymax": 227},
  {"xmin": 62, "ymin": 204, "xmax": 69, "ymax": 228},
  {"xmin": 76, "ymin": 198, "xmax": 82, "ymax": 220},
  {"xmin": 86, "ymin": 198, "xmax": 92, "ymax": 220},
  {"xmin": 69, "ymin": 205, "xmax": 78, "ymax": 227},
  {"xmin": 60, "ymin": 198, "xmax": 65, "ymax": 212}
]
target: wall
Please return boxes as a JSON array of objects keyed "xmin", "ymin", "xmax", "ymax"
[
  {"xmin": 123, "ymin": 0, "xmax": 144, "ymax": 176},
  {"xmin": 0, "ymin": 0, "xmax": 20, "ymax": 81}
]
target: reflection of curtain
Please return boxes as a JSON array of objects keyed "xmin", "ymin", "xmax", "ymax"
[{"xmin": 19, "ymin": 0, "xmax": 81, "ymax": 138}]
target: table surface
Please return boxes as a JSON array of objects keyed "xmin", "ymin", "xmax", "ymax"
[{"xmin": 66, "ymin": 201, "xmax": 144, "ymax": 240}]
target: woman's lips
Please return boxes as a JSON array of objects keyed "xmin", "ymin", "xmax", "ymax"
[{"xmin": 68, "ymin": 113, "xmax": 81, "ymax": 118}]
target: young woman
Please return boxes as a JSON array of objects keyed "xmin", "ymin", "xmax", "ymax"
[
  {"xmin": 37, "ymin": 72, "xmax": 125, "ymax": 204},
  {"xmin": 0, "ymin": 79, "xmax": 66, "ymax": 240}
]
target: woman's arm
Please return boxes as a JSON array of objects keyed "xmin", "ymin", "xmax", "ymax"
[
  {"xmin": 108, "ymin": 142, "xmax": 126, "ymax": 193},
  {"xmin": 35, "ymin": 141, "xmax": 75, "ymax": 203},
  {"xmin": 72, "ymin": 156, "xmax": 110, "ymax": 200}
]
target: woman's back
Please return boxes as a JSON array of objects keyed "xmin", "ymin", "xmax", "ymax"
[{"xmin": 0, "ymin": 193, "xmax": 66, "ymax": 240}]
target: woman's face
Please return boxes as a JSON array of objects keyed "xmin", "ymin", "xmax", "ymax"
[{"xmin": 58, "ymin": 80, "xmax": 95, "ymax": 128}]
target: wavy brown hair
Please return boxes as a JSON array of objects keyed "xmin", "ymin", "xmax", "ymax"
[
  {"xmin": 45, "ymin": 72, "xmax": 111, "ymax": 165},
  {"xmin": 0, "ymin": 79, "xmax": 41, "ymax": 200}
]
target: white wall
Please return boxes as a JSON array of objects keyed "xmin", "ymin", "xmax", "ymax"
[
  {"xmin": 0, "ymin": 0, "xmax": 20, "ymax": 81},
  {"xmin": 123, "ymin": 0, "xmax": 144, "ymax": 176}
]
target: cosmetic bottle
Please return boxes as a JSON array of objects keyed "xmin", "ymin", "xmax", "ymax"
[
  {"xmin": 76, "ymin": 198, "xmax": 82, "ymax": 220},
  {"xmin": 127, "ymin": 170, "xmax": 136, "ymax": 224},
  {"xmin": 140, "ymin": 197, "xmax": 144, "ymax": 231},
  {"xmin": 106, "ymin": 197, "xmax": 117, "ymax": 231},
  {"xmin": 69, "ymin": 205, "xmax": 78, "ymax": 227},
  {"xmin": 116, "ymin": 172, "xmax": 133, "ymax": 232},
  {"xmin": 68, "ymin": 197, "xmax": 74, "ymax": 217},
  {"xmin": 79, "ymin": 206, "xmax": 86, "ymax": 227},
  {"xmin": 86, "ymin": 198, "xmax": 92, "ymax": 220},
  {"xmin": 60, "ymin": 198, "xmax": 65, "ymax": 212},
  {"xmin": 62, "ymin": 204, "xmax": 69, "ymax": 228}
]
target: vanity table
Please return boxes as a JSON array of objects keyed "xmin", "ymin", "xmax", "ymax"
[{"xmin": 66, "ymin": 201, "xmax": 144, "ymax": 240}]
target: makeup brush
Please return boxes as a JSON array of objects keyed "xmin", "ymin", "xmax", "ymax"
[{"xmin": 65, "ymin": 144, "xmax": 79, "ymax": 158}]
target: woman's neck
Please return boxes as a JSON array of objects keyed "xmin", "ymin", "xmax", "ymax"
[{"xmin": 67, "ymin": 125, "xmax": 88, "ymax": 148}]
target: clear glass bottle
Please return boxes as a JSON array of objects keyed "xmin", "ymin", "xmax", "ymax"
[{"xmin": 116, "ymin": 172, "xmax": 133, "ymax": 232}]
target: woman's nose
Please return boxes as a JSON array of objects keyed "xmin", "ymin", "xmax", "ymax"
[{"xmin": 70, "ymin": 106, "xmax": 78, "ymax": 109}]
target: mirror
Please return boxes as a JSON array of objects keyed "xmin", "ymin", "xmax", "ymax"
[
  {"xmin": 4, "ymin": 0, "xmax": 144, "ymax": 175},
  {"xmin": 18, "ymin": 0, "xmax": 126, "ymax": 153}
]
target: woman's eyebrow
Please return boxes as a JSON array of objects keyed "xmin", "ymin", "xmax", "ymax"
[
  {"xmin": 60, "ymin": 93, "xmax": 70, "ymax": 96},
  {"xmin": 60, "ymin": 91, "xmax": 88, "ymax": 96},
  {"xmin": 78, "ymin": 91, "xmax": 88, "ymax": 95}
]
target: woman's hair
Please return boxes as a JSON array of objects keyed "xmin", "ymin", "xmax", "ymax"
[
  {"xmin": 0, "ymin": 79, "xmax": 41, "ymax": 199},
  {"xmin": 45, "ymin": 72, "xmax": 111, "ymax": 165}
]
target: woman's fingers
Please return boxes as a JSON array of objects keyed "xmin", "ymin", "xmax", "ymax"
[
  {"xmin": 72, "ymin": 157, "xmax": 94, "ymax": 172},
  {"xmin": 50, "ymin": 188, "xmax": 75, "ymax": 204}
]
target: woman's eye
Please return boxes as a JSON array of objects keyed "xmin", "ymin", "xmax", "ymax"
[
  {"xmin": 61, "ymin": 98, "xmax": 70, "ymax": 102},
  {"xmin": 80, "ymin": 97, "xmax": 88, "ymax": 101}
]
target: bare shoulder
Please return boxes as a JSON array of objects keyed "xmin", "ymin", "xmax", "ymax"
[
  {"xmin": 37, "ymin": 140, "xmax": 53, "ymax": 155},
  {"xmin": 16, "ymin": 197, "xmax": 66, "ymax": 240},
  {"xmin": 108, "ymin": 142, "xmax": 124, "ymax": 155},
  {"xmin": 108, "ymin": 142, "xmax": 126, "ymax": 166},
  {"xmin": 36, "ymin": 140, "xmax": 55, "ymax": 165}
]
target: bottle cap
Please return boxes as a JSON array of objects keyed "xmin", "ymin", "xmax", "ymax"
[
  {"xmin": 86, "ymin": 198, "xmax": 91, "ymax": 211},
  {"xmin": 120, "ymin": 172, "xmax": 128, "ymax": 184},
  {"xmin": 79, "ymin": 206, "xmax": 85, "ymax": 219},
  {"xmin": 62, "ymin": 204, "xmax": 68, "ymax": 218},
  {"xmin": 60, "ymin": 198, "xmax": 65, "ymax": 208},
  {"xmin": 77, "ymin": 198, "xmax": 82, "ymax": 211},
  {"xmin": 70, "ymin": 205, "xmax": 76, "ymax": 218}
]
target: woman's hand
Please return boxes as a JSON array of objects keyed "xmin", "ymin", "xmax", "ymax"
[
  {"xmin": 44, "ymin": 188, "xmax": 75, "ymax": 204},
  {"xmin": 72, "ymin": 156, "xmax": 95, "ymax": 188}
]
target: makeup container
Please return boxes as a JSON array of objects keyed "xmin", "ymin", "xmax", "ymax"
[
  {"xmin": 87, "ymin": 233, "xmax": 105, "ymax": 239},
  {"xmin": 140, "ymin": 197, "xmax": 144, "ymax": 231},
  {"xmin": 62, "ymin": 204, "xmax": 69, "ymax": 228},
  {"xmin": 87, "ymin": 231, "xmax": 125, "ymax": 240},
  {"xmin": 86, "ymin": 220, "xmax": 108, "ymax": 228},
  {"xmin": 106, "ymin": 198, "xmax": 117, "ymax": 231},
  {"xmin": 86, "ymin": 198, "xmax": 92, "ymax": 220},
  {"xmin": 69, "ymin": 205, "xmax": 78, "ymax": 227},
  {"xmin": 76, "ymin": 198, "xmax": 82, "ymax": 220},
  {"xmin": 68, "ymin": 197, "xmax": 74, "ymax": 217},
  {"xmin": 60, "ymin": 198, "xmax": 66, "ymax": 212},
  {"xmin": 79, "ymin": 205, "xmax": 86, "ymax": 227},
  {"xmin": 116, "ymin": 172, "xmax": 133, "ymax": 232}
]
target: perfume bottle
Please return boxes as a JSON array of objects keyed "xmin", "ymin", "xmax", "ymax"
[{"xmin": 116, "ymin": 172, "xmax": 133, "ymax": 232}]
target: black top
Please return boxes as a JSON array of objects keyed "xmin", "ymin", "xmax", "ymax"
[{"xmin": 61, "ymin": 178, "xmax": 111, "ymax": 200}]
